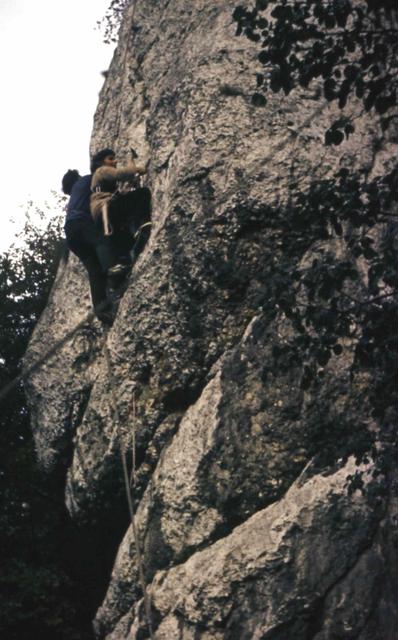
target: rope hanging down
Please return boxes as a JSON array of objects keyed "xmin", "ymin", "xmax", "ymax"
[{"xmin": 104, "ymin": 343, "xmax": 154, "ymax": 639}]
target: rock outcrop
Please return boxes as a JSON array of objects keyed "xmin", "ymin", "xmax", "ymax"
[{"xmin": 24, "ymin": 1, "xmax": 398, "ymax": 638}]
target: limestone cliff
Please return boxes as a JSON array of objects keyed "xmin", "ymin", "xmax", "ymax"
[{"xmin": 24, "ymin": 1, "xmax": 398, "ymax": 639}]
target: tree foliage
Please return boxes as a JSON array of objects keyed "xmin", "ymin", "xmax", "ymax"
[
  {"xmin": 232, "ymin": 0, "xmax": 398, "ymax": 477},
  {"xmin": 261, "ymin": 166, "xmax": 398, "ymax": 391},
  {"xmin": 233, "ymin": 0, "xmax": 398, "ymax": 143},
  {"xmin": 0, "ymin": 201, "xmax": 64, "ymax": 451},
  {"xmin": 0, "ymin": 202, "xmax": 95, "ymax": 639},
  {"xmin": 238, "ymin": 164, "xmax": 398, "ymax": 479}
]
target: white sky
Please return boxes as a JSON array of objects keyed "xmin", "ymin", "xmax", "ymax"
[{"xmin": 0, "ymin": 0, "xmax": 115, "ymax": 252}]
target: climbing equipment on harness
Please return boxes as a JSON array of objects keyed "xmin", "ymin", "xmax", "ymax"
[
  {"xmin": 134, "ymin": 221, "xmax": 152, "ymax": 239},
  {"xmin": 108, "ymin": 263, "xmax": 131, "ymax": 277}
]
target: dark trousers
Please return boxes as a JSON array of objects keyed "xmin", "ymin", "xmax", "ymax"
[
  {"xmin": 64, "ymin": 219, "xmax": 112, "ymax": 312},
  {"xmin": 107, "ymin": 187, "xmax": 152, "ymax": 262}
]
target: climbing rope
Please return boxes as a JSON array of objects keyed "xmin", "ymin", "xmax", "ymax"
[
  {"xmin": 104, "ymin": 343, "xmax": 154, "ymax": 639},
  {"xmin": 129, "ymin": 393, "xmax": 138, "ymax": 488}
]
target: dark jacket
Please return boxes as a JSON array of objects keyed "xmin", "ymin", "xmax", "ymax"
[{"xmin": 64, "ymin": 174, "xmax": 92, "ymax": 226}]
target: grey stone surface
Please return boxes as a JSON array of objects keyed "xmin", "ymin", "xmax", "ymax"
[
  {"xmin": 105, "ymin": 458, "xmax": 392, "ymax": 639},
  {"xmin": 24, "ymin": 254, "xmax": 106, "ymax": 473},
  {"xmin": 23, "ymin": 0, "xmax": 398, "ymax": 637},
  {"xmin": 94, "ymin": 314, "xmax": 376, "ymax": 636}
]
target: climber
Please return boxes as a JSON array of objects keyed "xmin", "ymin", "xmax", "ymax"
[
  {"xmin": 62, "ymin": 169, "xmax": 114, "ymax": 325},
  {"xmin": 90, "ymin": 147, "xmax": 152, "ymax": 283}
]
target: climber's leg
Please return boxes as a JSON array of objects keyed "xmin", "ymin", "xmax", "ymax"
[
  {"xmin": 107, "ymin": 195, "xmax": 137, "ymax": 263},
  {"xmin": 109, "ymin": 188, "xmax": 151, "ymax": 233},
  {"xmin": 128, "ymin": 188, "xmax": 152, "ymax": 261},
  {"xmin": 65, "ymin": 219, "xmax": 112, "ymax": 321},
  {"xmin": 78, "ymin": 252, "xmax": 111, "ymax": 317},
  {"xmin": 108, "ymin": 188, "xmax": 152, "ymax": 263},
  {"xmin": 89, "ymin": 205, "xmax": 132, "ymax": 278}
]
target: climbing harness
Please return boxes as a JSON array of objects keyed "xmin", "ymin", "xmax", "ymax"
[
  {"xmin": 93, "ymin": 146, "xmax": 151, "ymax": 243},
  {"xmin": 104, "ymin": 344, "xmax": 154, "ymax": 639}
]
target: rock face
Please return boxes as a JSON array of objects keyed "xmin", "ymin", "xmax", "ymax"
[{"xmin": 24, "ymin": 1, "xmax": 398, "ymax": 638}]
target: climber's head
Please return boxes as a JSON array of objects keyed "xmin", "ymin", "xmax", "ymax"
[
  {"xmin": 61, "ymin": 169, "xmax": 80, "ymax": 195},
  {"xmin": 90, "ymin": 148, "xmax": 116, "ymax": 172},
  {"xmin": 102, "ymin": 153, "xmax": 117, "ymax": 168}
]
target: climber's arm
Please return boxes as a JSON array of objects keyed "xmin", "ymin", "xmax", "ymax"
[
  {"xmin": 91, "ymin": 160, "xmax": 148, "ymax": 194},
  {"xmin": 114, "ymin": 160, "xmax": 147, "ymax": 181}
]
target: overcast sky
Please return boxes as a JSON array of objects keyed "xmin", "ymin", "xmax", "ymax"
[{"xmin": 0, "ymin": 0, "xmax": 115, "ymax": 252}]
